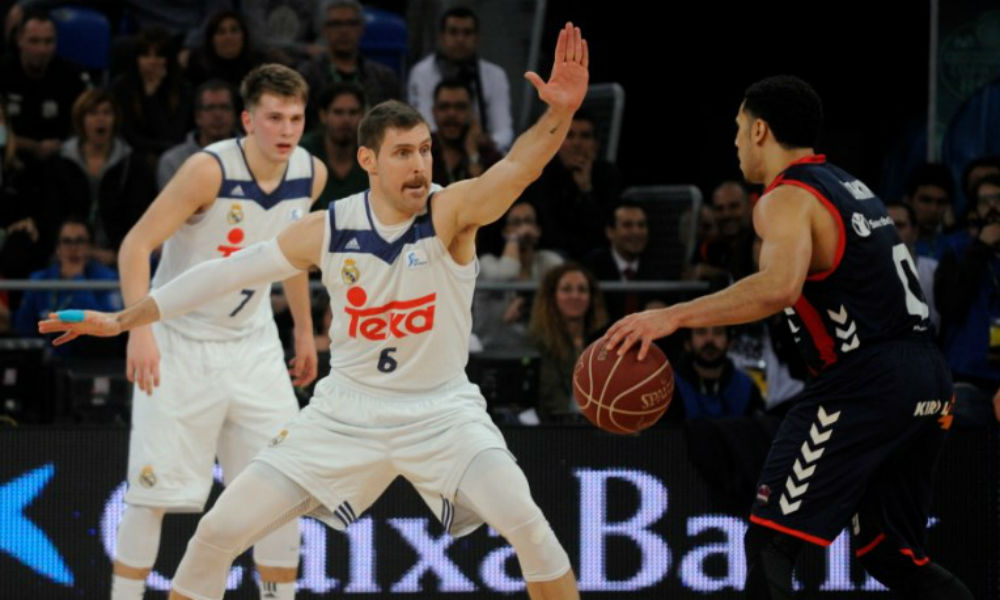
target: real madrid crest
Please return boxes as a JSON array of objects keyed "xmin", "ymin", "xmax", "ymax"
[
  {"xmin": 139, "ymin": 465, "xmax": 157, "ymax": 488},
  {"xmin": 341, "ymin": 258, "xmax": 360, "ymax": 285},
  {"xmin": 227, "ymin": 203, "xmax": 244, "ymax": 225},
  {"xmin": 269, "ymin": 429, "xmax": 288, "ymax": 447}
]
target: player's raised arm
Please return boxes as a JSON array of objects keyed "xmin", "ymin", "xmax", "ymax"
[
  {"xmin": 39, "ymin": 212, "xmax": 327, "ymax": 345},
  {"xmin": 435, "ymin": 23, "xmax": 589, "ymax": 233}
]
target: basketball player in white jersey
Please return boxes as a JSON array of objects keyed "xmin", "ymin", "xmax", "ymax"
[
  {"xmin": 107, "ymin": 64, "xmax": 326, "ymax": 600},
  {"xmin": 41, "ymin": 23, "xmax": 588, "ymax": 600}
]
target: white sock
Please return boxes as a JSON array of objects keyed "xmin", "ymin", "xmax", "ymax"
[
  {"xmin": 110, "ymin": 574, "xmax": 146, "ymax": 599},
  {"xmin": 260, "ymin": 581, "xmax": 295, "ymax": 600}
]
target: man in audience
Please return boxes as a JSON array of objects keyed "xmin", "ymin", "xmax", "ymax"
[
  {"xmin": 298, "ymin": 0, "xmax": 401, "ymax": 120},
  {"xmin": 523, "ymin": 112, "xmax": 621, "ymax": 260},
  {"xmin": 904, "ymin": 162, "xmax": 955, "ymax": 258},
  {"xmin": 157, "ymin": 80, "xmax": 237, "ymax": 189},
  {"xmin": 476, "ymin": 201, "xmax": 562, "ymax": 351},
  {"xmin": 583, "ymin": 201, "xmax": 655, "ymax": 322},
  {"xmin": 430, "ymin": 78, "xmax": 501, "ymax": 185},
  {"xmin": 666, "ymin": 326, "xmax": 763, "ymax": 422},
  {"xmin": 299, "ymin": 82, "xmax": 368, "ymax": 210},
  {"xmin": 686, "ymin": 181, "xmax": 755, "ymax": 285},
  {"xmin": 408, "ymin": 5, "xmax": 513, "ymax": 150},
  {"xmin": 0, "ymin": 8, "xmax": 90, "ymax": 164},
  {"xmin": 13, "ymin": 218, "xmax": 122, "ymax": 352}
]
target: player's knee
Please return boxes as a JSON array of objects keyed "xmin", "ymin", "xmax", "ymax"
[
  {"xmin": 193, "ymin": 506, "xmax": 245, "ymax": 555},
  {"xmin": 115, "ymin": 505, "xmax": 167, "ymax": 569},
  {"xmin": 504, "ymin": 511, "xmax": 571, "ymax": 582}
]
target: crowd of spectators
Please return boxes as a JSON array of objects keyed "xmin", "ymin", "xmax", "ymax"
[{"xmin": 0, "ymin": 2, "xmax": 994, "ymax": 432}]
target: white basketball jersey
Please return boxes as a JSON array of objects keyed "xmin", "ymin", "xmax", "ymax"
[
  {"xmin": 152, "ymin": 138, "xmax": 314, "ymax": 341},
  {"xmin": 316, "ymin": 188, "xmax": 477, "ymax": 395}
]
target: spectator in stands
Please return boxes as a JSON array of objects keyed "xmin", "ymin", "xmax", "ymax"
[
  {"xmin": 887, "ymin": 201, "xmax": 940, "ymax": 332},
  {"xmin": 935, "ymin": 173, "xmax": 1000, "ymax": 411},
  {"xmin": 298, "ymin": 0, "xmax": 401, "ymax": 121},
  {"xmin": 475, "ymin": 201, "xmax": 563, "ymax": 351},
  {"xmin": 299, "ymin": 82, "xmax": 368, "ymax": 210},
  {"xmin": 686, "ymin": 181, "xmax": 755, "ymax": 285},
  {"xmin": 582, "ymin": 201, "xmax": 655, "ymax": 322},
  {"xmin": 664, "ymin": 326, "xmax": 763, "ymax": 422},
  {"xmin": 52, "ymin": 89, "xmax": 156, "ymax": 266},
  {"xmin": 430, "ymin": 78, "xmax": 501, "ymax": 185},
  {"xmin": 904, "ymin": 162, "xmax": 955, "ymax": 258},
  {"xmin": 184, "ymin": 10, "xmax": 265, "ymax": 95},
  {"xmin": 0, "ymin": 8, "xmax": 90, "ymax": 165},
  {"xmin": 242, "ymin": 0, "xmax": 325, "ymax": 66},
  {"xmin": 523, "ymin": 112, "xmax": 621, "ymax": 260},
  {"xmin": 13, "ymin": 217, "xmax": 122, "ymax": 341},
  {"xmin": 408, "ymin": 5, "xmax": 513, "ymax": 150},
  {"xmin": 156, "ymin": 79, "xmax": 237, "ymax": 189},
  {"xmin": 529, "ymin": 263, "xmax": 607, "ymax": 423},
  {"xmin": 958, "ymin": 156, "xmax": 1000, "ymax": 226},
  {"xmin": 110, "ymin": 27, "xmax": 193, "ymax": 170},
  {"xmin": 0, "ymin": 96, "xmax": 57, "ymax": 285}
]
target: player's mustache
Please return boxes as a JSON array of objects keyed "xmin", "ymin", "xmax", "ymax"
[{"xmin": 403, "ymin": 177, "xmax": 427, "ymax": 188}]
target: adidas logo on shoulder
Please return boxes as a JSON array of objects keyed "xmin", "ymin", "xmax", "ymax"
[
  {"xmin": 230, "ymin": 184, "xmax": 245, "ymax": 197},
  {"xmin": 345, "ymin": 238, "xmax": 361, "ymax": 251}
]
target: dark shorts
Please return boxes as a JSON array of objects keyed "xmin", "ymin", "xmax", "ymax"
[{"xmin": 750, "ymin": 340, "xmax": 954, "ymax": 562}]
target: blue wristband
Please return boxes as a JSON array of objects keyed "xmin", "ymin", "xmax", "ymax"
[{"xmin": 55, "ymin": 310, "xmax": 86, "ymax": 323}]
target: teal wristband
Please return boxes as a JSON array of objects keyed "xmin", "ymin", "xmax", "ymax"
[{"xmin": 55, "ymin": 310, "xmax": 86, "ymax": 323}]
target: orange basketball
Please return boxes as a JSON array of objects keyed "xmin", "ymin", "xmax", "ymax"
[{"xmin": 572, "ymin": 337, "xmax": 673, "ymax": 434}]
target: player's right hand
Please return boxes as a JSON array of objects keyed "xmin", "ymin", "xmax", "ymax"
[{"xmin": 126, "ymin": 325, "xmax": 161, "ymax": 396}]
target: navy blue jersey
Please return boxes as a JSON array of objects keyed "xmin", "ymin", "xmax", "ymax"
[{"xmin": 765, "ymin": 155, "xmax": 931, "ymax": 375}]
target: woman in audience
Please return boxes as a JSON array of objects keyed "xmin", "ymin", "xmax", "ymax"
[
  {"xmin": 529, "ymin": 263, "xmax": 608, "ymax": 423},
  {"xmin": 51, "ymin": 89, "xmax": 156, "ymax": 266},
  {"xmin": 110, "ymin": 27, "xmax": 192, "ymax": 169},
  {"xmin": 185, "ymin": 10, "xmax": 264, "ymax": 97}
]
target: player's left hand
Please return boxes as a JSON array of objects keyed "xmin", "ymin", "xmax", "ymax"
[
  {"xmin": 604, "ymin": 307, "xmax": 681, "ymax": 361},
  {"xmin": 525, "ymin": 22, "xmax": 589, "ymax": 114},
  {"xmin": 38, "ymin": 310, "xmax": 123, "ymax": 346},
  {"xmin": 289, "ymin": 328, "xmax": 318, "ymax": 387}
]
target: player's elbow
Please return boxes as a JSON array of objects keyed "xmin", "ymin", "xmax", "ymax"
[{"xmin": 766, "ymin": 281, "xmax": 802, "ymax": 311}]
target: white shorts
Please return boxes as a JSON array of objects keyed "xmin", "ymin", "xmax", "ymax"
[
  {"xmin": 253, "ymin": 374, "xmax": 509, "ymax": 537},
  {"xmin": 125, "ymin": 321, "xmax": 299, "ymax": 511}
]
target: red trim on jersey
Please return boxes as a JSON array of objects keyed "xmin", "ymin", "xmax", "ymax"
[
  {"xmin": 749, "ymin": 515, "xmax": 832, "ymax": 547},
  {"xmin": 776, "ymin": 179, "xmax": 846, "ymax": 281},
  {"xmin": 763, "ymin": 154, "xmax": 827, "ymax": 193},
  {"xmin": 900, "ymin": 547, "xmax": 930, "ymax": 566},
  {"xmin": 793, "ymin": 295, "xmax": 838, "ymax": 368},
  {"xmin": 855, "ymin": 533, "xmax": 886, "ymax": 557}
]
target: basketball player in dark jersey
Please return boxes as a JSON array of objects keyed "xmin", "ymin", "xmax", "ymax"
[{"xmin": 605, "ymin": 76, "xmax": 973, "ymax": 599}]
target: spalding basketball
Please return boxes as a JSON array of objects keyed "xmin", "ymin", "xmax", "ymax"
[{"xmin": 572, "ymin": 338, "xmax": 673, "ymax": 434}]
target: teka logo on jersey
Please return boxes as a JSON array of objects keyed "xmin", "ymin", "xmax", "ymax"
[{"xmin": 344, "ymin": 286, "xmax": 435, "ymax": 340}]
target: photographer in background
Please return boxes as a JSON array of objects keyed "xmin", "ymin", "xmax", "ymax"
[{"xmin": 935, "ymin": 173, "xmax": 1000, "ymax": 417}]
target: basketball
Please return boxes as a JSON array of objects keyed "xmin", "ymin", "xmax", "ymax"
[{"xmin": 572, "ymin": 338, "xmax": 673, "ymax": 434}]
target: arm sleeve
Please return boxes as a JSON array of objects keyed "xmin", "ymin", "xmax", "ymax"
[{"xmin": 150, "ymin": 238, "xmax": 302, "ymax": 321}]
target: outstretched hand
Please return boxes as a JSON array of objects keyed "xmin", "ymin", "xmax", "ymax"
[
  {"xmin": 525, "ymin": 22, "xmax": 589, "ymax": 114},
  {"xmin": 604, "ymin": 307, "xmax": 681, "ymax": 361},
  {"xmin": 38, "ymin": 309, "xmax": 123, "ymax": 346}
]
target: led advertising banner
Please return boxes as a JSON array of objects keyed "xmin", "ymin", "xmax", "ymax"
[{"xmin": 0, "ymin": 426, "xmax": 995, "ymax": 598}]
